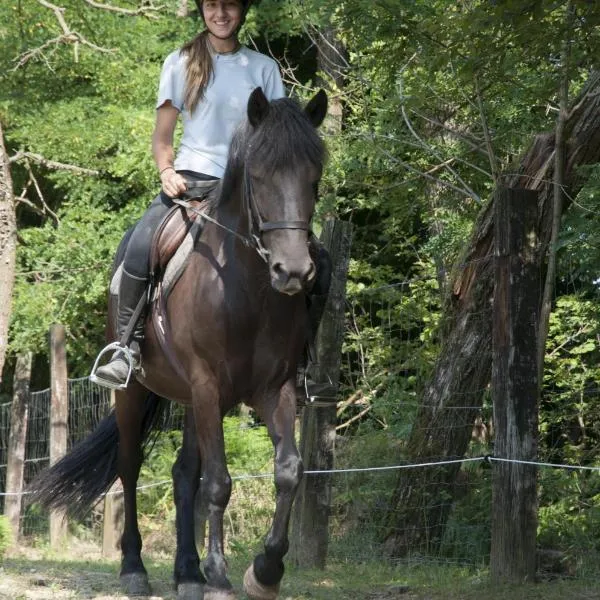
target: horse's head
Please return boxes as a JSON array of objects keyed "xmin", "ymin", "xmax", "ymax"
[{"xmin": 244, "ymin": 87, "xmax": 328, "ymax": 295}]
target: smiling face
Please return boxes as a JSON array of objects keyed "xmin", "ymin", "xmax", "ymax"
[{"xmin": 202, "ymin": 0, "xmax": 243, "ymax": 50}]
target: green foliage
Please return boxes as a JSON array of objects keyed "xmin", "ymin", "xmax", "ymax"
[
  {"xmin": 3, "ymin": 0, "xmax": 600, "ymax": 569},
  {"xmin": 135, "ymin": 416, "xmax": 274, "ymax": 553},
  {"xmin": 538, "ymin": 469, "xmax": 600, "ymax": 557},
  {"xmin": 0, "ymin": 516, "xmax": 13, "ymax": 560},
  {"xmin": 541, "ymin": 295, "xmax": 600, "ymax": 465}
]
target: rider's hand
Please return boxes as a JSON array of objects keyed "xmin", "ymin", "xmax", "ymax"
[{"xmin": 160, "ymin": 167, "xmax": 187, "ymax": 198}]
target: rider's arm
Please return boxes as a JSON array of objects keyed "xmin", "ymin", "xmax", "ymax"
[{"xmin": 152, "ymin": 101, "xmax": 187, "ymax": 198}]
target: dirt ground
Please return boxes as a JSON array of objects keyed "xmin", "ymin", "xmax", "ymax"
[
  {"xmin": 0, "ymin": 549, "xmax": 412, "ymax": 600},
  {"xmin": 2, "ymin": 542, "xmax": 599, "ymax": 600}
]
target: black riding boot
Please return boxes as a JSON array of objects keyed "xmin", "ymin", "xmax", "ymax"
[
  {"xmin": 298, "ymin": 238, "xmax": 334, "ymax": 399},
  {"xmin": 94, "ymin": 269, "xmax": 148, "ymax": 387}
]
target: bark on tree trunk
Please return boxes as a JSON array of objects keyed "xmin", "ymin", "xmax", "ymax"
[
  {"xmin": 490, "ymin": 189, "xmax": 540, "ymax": 583},
  {"xmin": 0, "ymin": 120, "xmax": 17, "ymax": 385},
  {"xmin": 383, "ymin": 71, "xmax": 600, "ymax": 557},
  {"xmin": 315, "ymin": 26, "xmax": 347, "ymax": 136}
]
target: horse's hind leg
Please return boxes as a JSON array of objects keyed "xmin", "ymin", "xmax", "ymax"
[
  {"xmin": 172, "ymin": 408, "xmax": 206, "ymax": 599},
  {"xmin": 244, "ymin": 382, "xmax": 302, "ymax": 600},
  {"xmin": 115, "ymin": 382, "xmax": 152, "ymax": 596}
]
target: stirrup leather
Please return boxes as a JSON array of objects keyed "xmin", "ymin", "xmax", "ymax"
[{"xmin": 90, "ymin": 342, "xmax": 136, "ymax": 390}]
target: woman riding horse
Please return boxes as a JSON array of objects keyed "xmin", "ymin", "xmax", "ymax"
[{"xmin": 94, "ymin": 0, "xmax": 329, "ymax": 389}]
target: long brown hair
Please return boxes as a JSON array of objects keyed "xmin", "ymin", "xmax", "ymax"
[{"xmin": 181, "ymin": 30, "xmax": 213, "ymax": 114}]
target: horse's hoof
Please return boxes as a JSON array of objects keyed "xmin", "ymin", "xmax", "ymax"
[
  {"xmin": 243, "ymin": 566, "xmax": 280, "ymax": 600},
  {"xmin": 204, "ymin": 585, "xmax": 236, "ymax": 600},
  {"xmin": 120, "ymin": 572, "xmax": 152, "ymax": 596},
  {"xmin": 177, "ymin": 581, "xmax": 204, "ymax": 599}
]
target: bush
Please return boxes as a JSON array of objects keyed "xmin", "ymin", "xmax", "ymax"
[{"xmin": 0, "ymin": 516, "xmax": 12, "ymax": 560}]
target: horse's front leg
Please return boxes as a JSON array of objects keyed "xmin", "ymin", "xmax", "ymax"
[
  {"xmin": 115, "ymin": 383, "xmax": 152, "ymax": 596},
  {"xmin": 244, "ymin": 380, "xmax": 302, "ymax": 600},
  {"xmin": 172, "ymin": 407, "xmax": 206, "ymax": 599},
  {"xmin": 192, "ymin": 381, "xmax": 234, "ymax": 599}
]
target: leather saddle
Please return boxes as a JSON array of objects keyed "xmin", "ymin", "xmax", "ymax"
[
  {"xmin": 149, "ymin": 180, "xmax": 219, "ymax": 277},
  {"xmin": 146, "ymin": 181, "xmax": 219, "ymax": 383}
]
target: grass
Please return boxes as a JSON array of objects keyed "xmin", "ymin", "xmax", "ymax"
[{"xmin": 1, "ymin": 543, "xmax": 599, "ymax": 599}]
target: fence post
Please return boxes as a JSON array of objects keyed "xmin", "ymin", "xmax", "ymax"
[
  {"xmin": 4, "ymin": 352, "xmax": 32, "ymax": 542},
  {"xmin": 49, "ymin": 324, "xmax": 68, "ymax": 546},
  {"xmin": 490, "ymin": 187, "xmax": 540, "ymax": 582},
  {"xmin": 102, "ymin": 390, "xmax": 123, "ymax": 557},
  {"xmin": 290, "ymin": 219, "xmax": 352, "ymax": 568}
]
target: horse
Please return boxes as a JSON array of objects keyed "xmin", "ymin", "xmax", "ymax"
[{"xmin": 29, "ymin": 87, "xmax": 328, "ymax": 600}]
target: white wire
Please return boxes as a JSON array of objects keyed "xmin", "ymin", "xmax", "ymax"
[
  {"xmin": 488, "ymin": 456, "xmax": 600, "ymax": 472},
  {"xmin": 4, "ymin": 455, "xmax": 600, "ymax": 498}
]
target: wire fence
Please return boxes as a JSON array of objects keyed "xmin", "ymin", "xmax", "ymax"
[
  {"xmin": 1, "ymin": 377, "xmax": 599, "ymax": 576},
  {"xmin": 1, "ymin": 263, "xmax": 599, "ymax": 579}
]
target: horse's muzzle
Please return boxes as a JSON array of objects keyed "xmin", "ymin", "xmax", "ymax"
[{"xmin": 270, "ymin": 258, "xmax": 316, "ymax": 295}]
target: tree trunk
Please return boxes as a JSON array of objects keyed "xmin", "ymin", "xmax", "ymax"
[
  {"xmin": 4, "ymin": 352, "xmax": 32, "ymax": 543},
  {"xmin": 288, "ymin": 23, "xmax": 350, "ymax": 569},
  {"xmin": 537, "ymin": 2, "xmax": 574, "ymax": 381},
  {"xmin": 50, "ymin": 324, "xmax": 69, "ymax": 546},
  {"xmin": 0, "ymin": 120, "xmax": 17, "ymax": 384},
  {"xmin": 315, "ymin": 25, "xmax": 347, "ymax": 136},
  {"xmin": 383, "ymin": 71, "xmax": 600, "ymax": 557},
  {"xmin": 176, "ymin": 0, "xmax": 189, "ymax": 18},
  {"xmin": 290, "ymin": 220, "xmax": 352, "ymax": 568},
  {"xmin": 490, "ymin": 189, "xmax": 540, "ymax": 583}
]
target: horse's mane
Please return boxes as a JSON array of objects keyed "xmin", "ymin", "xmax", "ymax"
[{"xmin": 215, "ymin": 97, "xmax": 326, "ymax": 208}]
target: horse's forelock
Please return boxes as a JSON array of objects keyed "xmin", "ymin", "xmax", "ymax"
[
  {"xmin": 216, "ymin": 97, "xmax": 325, "ymax": 209},
  {"xmin": 249, "ymin": 98, "xmax": 326, "ymax": 172}
]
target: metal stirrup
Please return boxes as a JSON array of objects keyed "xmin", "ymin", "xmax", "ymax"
[
  {"xmin": 90, "ymin": 343, "xmax": 135, "ymax": 390},
  {"xmin": 90, "ymin": 286, "xmax": 149, "ymax": 390}
]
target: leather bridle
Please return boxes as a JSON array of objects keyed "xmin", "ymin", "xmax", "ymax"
[
  {"xmin": 179, "ymin": 167, "xmax": 313, "ymax": 264},
  {"xmin": 242, "ymin": 166, "xmax": 312, "ymax": 263}
]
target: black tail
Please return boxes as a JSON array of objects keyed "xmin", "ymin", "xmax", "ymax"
[{"xmin": 27, "ymin": 393, "xmax": 169, "ymax": 519}]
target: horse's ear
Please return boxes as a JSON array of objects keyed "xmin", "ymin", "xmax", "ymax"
[
  {"xmin": 305, "ymin": 89, "xmax": 328, "ymax": 128},
  {"xmin": 248, "ymin": 87, "xmax": 270, "ymax": 127}
]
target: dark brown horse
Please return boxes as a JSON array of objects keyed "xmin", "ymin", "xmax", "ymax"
[{"xmin": 29, "ymin": 88, "xmax": 328, "ymax": 600}]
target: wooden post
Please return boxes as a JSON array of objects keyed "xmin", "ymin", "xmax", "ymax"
[
  {"xmin": 49, "ymin": 324, "xmax": 68, "ymax": 546},
  {"xmin": 4, "ymin": 352, "xmax": 32, "ymax": 542},
  {"xmin": 490, "ymin": 188, "xmax": 540, "ymax": 582},
  {"xmin": 290, "ymin": 219, "xmax": 352, "ymax": 568},
  {"xmin": 102, "ymin": 390, "xmax": 123, "ymax": 557}
]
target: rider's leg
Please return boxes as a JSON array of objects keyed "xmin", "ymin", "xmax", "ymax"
[
  {"xmin": 94, "ymin": 191, "xmax": 173, "ymax": 387},
  {"xmin": 94, "ymin": 171, "xmax": 219, "ymax": 388},
  {"xmin": 298, "ymin": 235, "xmax": 333, "ymax": 398}
]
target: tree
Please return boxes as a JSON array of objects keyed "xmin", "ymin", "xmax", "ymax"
[
  {"xmin": 0, "ymin": 122, "xmax": 17, "ymax": 383},
  {"xmin": 383, "ymin": 70, "xmax": 600, "ymax": 556}
]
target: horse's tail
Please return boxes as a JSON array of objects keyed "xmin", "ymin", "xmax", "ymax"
[{"xmin": 27, "ymin": 392, "xmax": 169, "ymax": 519}]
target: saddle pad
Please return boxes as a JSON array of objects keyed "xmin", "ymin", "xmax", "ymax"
[{"xmin": 110, "ymin": 222, "xmax": 200, "ymax": 302}]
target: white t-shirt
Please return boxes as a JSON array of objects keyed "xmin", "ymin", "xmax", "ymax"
[{"xmin": 157, "ymin": 45, "xmax": 286, "ymax": 178}]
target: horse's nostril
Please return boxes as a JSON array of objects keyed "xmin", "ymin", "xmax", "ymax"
[
  {"xmin": 272, "ymin": 262, "xmax": 284, "ymax": 277},
  {"xmin": 306, "ymin": 262, "xmax": 316, "ymax": 283}
]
